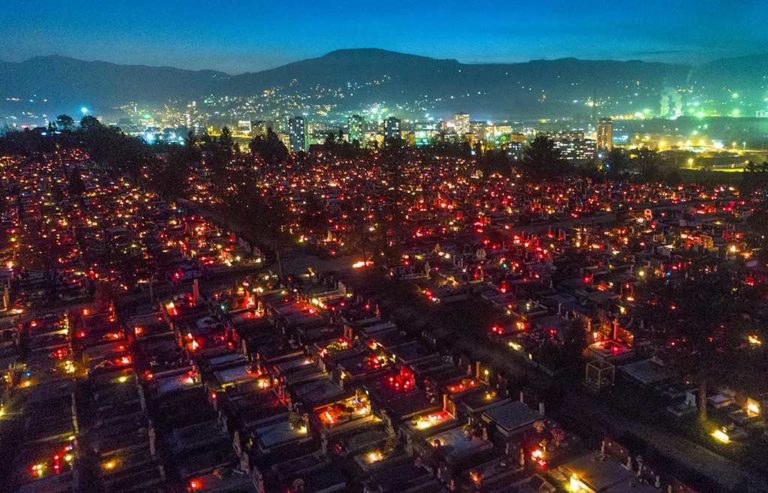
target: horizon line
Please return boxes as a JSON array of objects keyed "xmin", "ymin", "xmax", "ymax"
[{"xmin": 3, "ymin": 47, "xmax": 765, "ymax": 76}]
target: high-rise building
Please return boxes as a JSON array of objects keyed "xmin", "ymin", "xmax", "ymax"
[
  {"xmin": 384, "ymin": 116, "xmax": 401, "ymax": 141},
  {"xmin": 348, "ymin": 115, "xmax": 364, "ymax": 144},
  {"xmin": 306, "ymin": 121, "xmax": 334, "ymax": 147},
  {"xmin": 596, "ymin": 118, "xmax": 613, "ymax": 150},
  {"xmin": 288, "ymin": 116, "xmax": 305, "ymax": 152},
  {"xmin": 550, "ymin": 131, "xmax": 596, "ymax": 161},
  {"xmin": 236, "ymin": 120, "xmax": 252, "ymax": 134},
  {"xmin": 453, "ymin": 112, "xmax": 470, "ymax": 136},
  {"xmin": 414, "ymin": 121, "xmax": 439, "ymax": 147}
]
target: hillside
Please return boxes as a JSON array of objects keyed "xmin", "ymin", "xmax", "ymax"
[{"xmin": 0, "ymin": 49, "xmax": 765, "ymax": 119}]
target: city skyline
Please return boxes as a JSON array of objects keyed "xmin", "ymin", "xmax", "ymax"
[{"xmin": 2, "ymin": 0, "xmax": 767, "ymax": 72}]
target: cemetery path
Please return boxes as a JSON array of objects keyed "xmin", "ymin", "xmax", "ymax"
[{"xmin": 561, "ymin": 390, "xmax": 768, "ymax": 492}]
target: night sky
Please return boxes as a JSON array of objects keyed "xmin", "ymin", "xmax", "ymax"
[{"xmin": 1, "ymin": 0, "xmax": 766, "ymax": 73}]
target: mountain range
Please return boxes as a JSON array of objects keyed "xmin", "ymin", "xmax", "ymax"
[{"xmin": 1, "ymin": 48, "xmax": 766, "ymax": 120}]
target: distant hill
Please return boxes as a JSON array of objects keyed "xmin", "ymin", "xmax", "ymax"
[
  {"xmin": 688, "ymin": 53, "xmax": 768, "ymax": 103},
  {"xmin": 0, "ymin": 55, "xmax": 228, "ymax": 109},
  {"xmin": 222, "ymin": 49, "xmax": 691, "ymax": 117},
  {"xmin": 0, "ymin": 49, "xmax": 766, "ymax": 119}
]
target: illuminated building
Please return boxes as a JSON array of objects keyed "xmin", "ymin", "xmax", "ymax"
[
  {"xmin": 306, "ymin": 121, "xmax": 335, "ymax": 147},
  {"xmin": 596, "ymin": 118, "xmax": 613, "ymax": 150},
  {"xmin": 277, "ymin": 132, "xmax": 291, "ymax": 149},
  {"xmin": 384, "ymin": 116, "xmax": 401, "ymax": 141},
  {"xmin": 184, "ymin": 101, "xmax": 197, "ymax": 127},
  {"xmin": 288, "ymin": 116, "xmax": 305, "ymax": 152},
  {"xmin": 414, "ymin": 121, "xmax": 439, "ymax": 147},
  {"xmin": 494, "ymin": 131, "xmax": 526, "ymax": 156},
  {"xmin": 236, "ymin": 120, "xmax": 252, "ymax": 134},
  {"xmin": 453, "ymin": 112, "xmax": 470, "ymax": 136},
  {"xmin": 348, "ymin": 114, "xmax": 364, "ymax": 144},
  {"xmin": 550, "ymin": 131, "xmax": 596, "ymax": 161}
]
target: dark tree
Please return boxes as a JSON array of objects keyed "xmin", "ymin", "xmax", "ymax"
[
  {"xmin": 219, "ymin": 126, "xmax": 236, "ymax": 159},
  {"xmin": 220, "ymin": 165, "xmax": 291, "ymax": 276},
  {"xmin": 477, "ymin": 149, "xmax": 514, "ymax": 177},
  {"xmin": 521, "ymin": 135, "xmax": 569, "ymax": 178},
  {"xmin": 742, "ymin": 161, "xmax": 768, "ymax": 193},
  {"xmin": 79, "ymin": 115, "xmax": 102, "ymax": 132},
  {"xmin": 562, "ymin": 319, "xmax": 588, "ymax": 368},
  {"xmin": 55, "ymin": 114, "xmax": 75, "ymax": 132},
  {"xmin": 200, "ymin": 132, "xmax": 231, "ymax": 193},
  {"xmin": 299, "ymin": 191, "xmax": 329, "ymax": 237},
  {"xmin": 604, "ymin": 148, "xmax": 630, "ymax": 178},
  {"xmin": 149, "ymin": 145, "xmax": 193, "ymax": 202},
  {"xmin": 184, "ymin": 130, "xmax": 197, "ymax": 147},
  {"xmin": 631, "ymin": 148, "xmax": 664, "ymax": 182},
  {"xmin": 249, "ymin": 128, "xmax": 289, "ymax": 165},
  {"xmin": 634, "ymin": 264, "xmax": 760, "ymax": 424}
]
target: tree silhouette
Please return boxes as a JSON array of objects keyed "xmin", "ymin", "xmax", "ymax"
[
  {"xmin": 149, "ymin": 145, "xmax": 193, "ymax": 202},
  {"xmin": 631, "ymin": 148, "xmax": 664, "ymax": 182},
  {"xmin": 742, "ymin": 161, "xmax": 768, "ymax": 193},
  {"xmin": 55, "ymin": 114, "xmax": 75, "ymax": 132},
  {"xmin": 316, "ymin": 130, "xmax": 363, "ymax": 158},
  {"xmin": 604, "ymin": 148, "xmax": 630, "ymax": 178},
  {"xmin": 477, "ymin": 149, "xmax": 514, "ymax": 177},
  {"xmin": 219, "ymin": 126, "xmax": 236, "ymax": 159},
  {"xmin": 79, "ymin": 115, "xmax": 101, "ymax": 132},
  {"xmin": 299, "ymin": 191, "xmax": 329, "ymax": 237},
  {"xmin": 521, "ymin": 135, "xmax": 569, "ymax": 178},
  {"xmin": 199, "ymin": 131, "xmax": 232, "ymax": 196},
  {"xmin": 634, "ymin": 263, "xmax": 759, "ymax": 424},
  {"xmin": 220, "ymin": 164, "xmax": 291, "ymax": 276},
  {"xmin": 249, "ymin": 128, "xmax": 288, "ymax": 165},
  {"xmin": 562, "ymin": 319, "xmax": 588, "ymax": 368}
]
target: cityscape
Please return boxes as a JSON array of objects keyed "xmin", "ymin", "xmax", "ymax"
[{"xmin": 1, "ymin": 2, "xmax": 768, "ymax": 493}]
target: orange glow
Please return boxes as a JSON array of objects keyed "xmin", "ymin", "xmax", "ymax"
[
  {"xmin": 414, "ymin": 410, "xmax": 451, "ymax": 430},
  {"xmin": 446, "ymin": 378, "xmax": 479, "ymax": 394}
]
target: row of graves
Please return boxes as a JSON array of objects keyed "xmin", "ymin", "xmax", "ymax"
[
  {"xmin": 0, "ymin": 151, "xmax": 258, "ymax": 314},
  {"xmin": 1, "ymin": 305, "xmax": 128, "ymax": 492},
  {"xmin": 375, "ymin": 195, "xmax": 767, "ymax": 489},
  {"xmin": 5, "ymin": 284, "xmax": 263, "ymax": 492},
  {"xmin": 0, "ymin": 269, "xmax": 729, "ymax": 492},
  {"xmin": 210, "ymin": 272, "xmax": 583, "ymax": 493},
  {"xmin": 576, "ymin": 206, "xmax": 768, "ymax": 454},
  {"xmin": 214, "ymin": 269, "xmax": 717, "ymax": 493},
  {"xmin": 1, "ymin": 153, "xmax": 90, "ymax": 309},
  {"xmin": 3, "ymin": 284, "xmax": 245, "ymax": 492}
]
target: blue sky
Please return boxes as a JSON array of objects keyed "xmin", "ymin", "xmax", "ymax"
[{"xmin": 1, "ymin": 0, "xmax": 765, "ymax": 72}]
